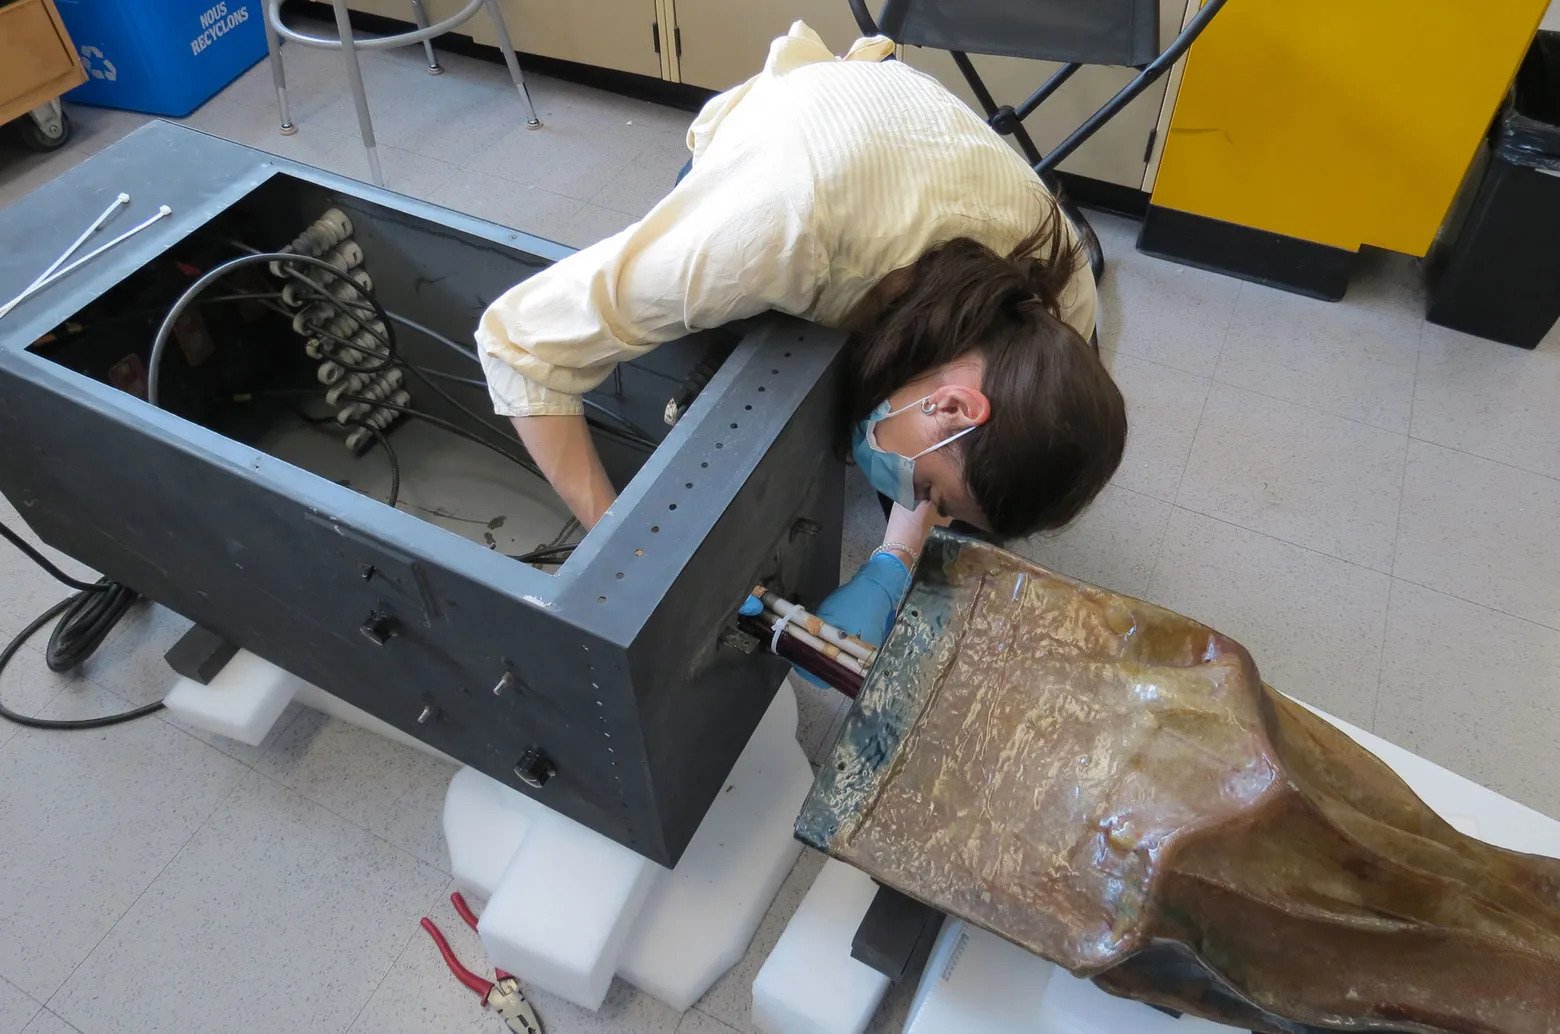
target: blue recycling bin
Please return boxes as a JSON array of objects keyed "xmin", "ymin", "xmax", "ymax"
[{"xmin": 54, "ymin": 0, "xmax": 268, "ymax": 117}]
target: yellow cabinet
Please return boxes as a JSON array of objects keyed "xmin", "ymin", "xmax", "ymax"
[{"xmin": 1152, "ymin": 0, "xmax": 1552, "ymax": 256}]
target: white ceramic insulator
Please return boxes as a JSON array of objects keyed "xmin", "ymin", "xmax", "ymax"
[
  {"xmin": 347, "ymin": 324, "xmax": 387, "ymax": 354},
  {"xmin": 283, "ymin": 275, "xmax": 366, "ymax": 308},
  {"xmin": 365, "ymin": 368, "xmax": 404, "ymax": 394},
  {"xmin": 299, "ymin": 311, "xmax": 354, "ymax": 341},
  {"xmin": 270, "ymin": 209, "xmax": 355, "ymax": 275},
  {"xmin": 316, "ymin": 361, "xmax": 344, "ymax": 386},
  {"xmin": 293, "ymin": 308, "xmax": 323, "ymax": 335},
  {"xmin": 279, "ymin": 239, "xmax": 363, "ymax": 285},
  {"xmin": 305, "ymin": 338, "xmax": 326, "ymax": 360},
  {"xmin": 357, "ymin": 381, "xmax": 390, "ymax": 405},
  {"xmin": 341, "ymin": 399, "xmax": 402, "ymax": 451},
  {"xmin": 326, "ymin": 372, "xmax": 371, "ymax": 405},
  {"xmin": 335, "ymin": 401, "xmax": 371, "ymax": 426},
  {"xmin": 327, "ymin": 239, "xmax": 363, "ymax": 271}
]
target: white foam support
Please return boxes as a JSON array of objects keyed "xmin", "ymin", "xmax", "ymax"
[
  {"xmin": 903, "ymin": 921, "xmax": 1053, "ymax": 1034},
  {"xmin": 444, "ymin": 684, "xmax": 812, "ymax": 1013},
  {"xmin": 616, "ymin": 685, "xmax": 810, "ymax": 1010},
  {"xmin": 481, "ymin": 807, "xmax": 659, "ymax": 1010},
  {"xmin": 751, "ymin": 859, "xmax": 889, "ymax": 1034},
  {"xmin": 896, "ymin": 700, "xmax": 1560, "ymax": 1034},
  {"xmin": 443, "ymin": 766, "xmax": 539, "ymax": 899},
  {"xmin": 905, "ymin": 918, "xmax": 1230, "ymax": 1034},
  {"xmin": 162, "ymin": 649, "xmax": 303, "ymax": 745}
]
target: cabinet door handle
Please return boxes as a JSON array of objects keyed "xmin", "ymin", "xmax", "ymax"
[{"xmin": 651, "ymin": 21, "xmax": 660, "ymax": 55}]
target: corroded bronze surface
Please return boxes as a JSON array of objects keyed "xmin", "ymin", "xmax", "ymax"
[{"xmin": 797, "ymin": 532, "xmax": 1560, "ymax": 1033}]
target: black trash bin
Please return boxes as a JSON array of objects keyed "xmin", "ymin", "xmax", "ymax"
[{"xmin": 1428, "ymin": 32, "xmax": 1560, "ymax": 349}]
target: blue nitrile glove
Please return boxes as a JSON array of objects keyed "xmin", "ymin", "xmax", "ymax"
[
  {"xmin": 817, "ymin": 552, "xmax": 912, "ymax": 649},
  {"xmin": 790, "ymin": 552, "xmax": 911, "ymax": 688}
]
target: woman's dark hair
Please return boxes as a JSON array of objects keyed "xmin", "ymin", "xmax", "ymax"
[{"xmin": 848, "ymin": 210, "xmax": 1127, "ymax": 539}]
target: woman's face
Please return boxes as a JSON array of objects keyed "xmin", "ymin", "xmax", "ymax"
[{"xmin": 872, "ymin": 374, "xmax": 992, "ymax": 531}]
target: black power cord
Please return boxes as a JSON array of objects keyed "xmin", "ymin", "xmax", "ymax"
[{"xmin": 0, "ymin": 522, "xmax": 157, "ymax": 729}]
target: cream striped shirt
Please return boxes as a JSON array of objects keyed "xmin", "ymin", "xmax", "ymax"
[{"xmin": 477, "ymin": 21, "xmax": 1097, "ymax": 417}]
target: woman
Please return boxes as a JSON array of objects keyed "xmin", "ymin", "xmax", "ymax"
[{"xmin": 478, "ymin": 22, "xmax": 1127, "ymax": 650}]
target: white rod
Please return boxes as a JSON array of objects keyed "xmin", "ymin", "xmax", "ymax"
[
  {"xmin": 758, "ymin": 610, "xmax": 868, "ymax": 676},
  {"xmin": 754, "ymin": 587, "xmax": 876, "ymax": 663},
  {"xmin": 0, "ymin": 206, "xmax": 172, "ymax": 320}
]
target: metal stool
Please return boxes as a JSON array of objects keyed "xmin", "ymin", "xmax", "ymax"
[{"xmin": 261, "ymin": 0, "xmax": 542, "ymax": 187}]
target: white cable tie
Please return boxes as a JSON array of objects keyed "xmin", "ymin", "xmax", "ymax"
[
  {"xmin": 1, "ymin": 206, "xmax": 171, "ymax": 321},
  {"xmin": 770, "ymin": 610, "xmax": 797, "ymax": 657},
  {"xmin": 0, "ymin": 196, "xmax": 148, "ymax": 320}
]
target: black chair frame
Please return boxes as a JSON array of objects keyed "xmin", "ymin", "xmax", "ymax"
[{"xmin": 847, "ymin": 0, "xmax": 1231, "ymax": 180}]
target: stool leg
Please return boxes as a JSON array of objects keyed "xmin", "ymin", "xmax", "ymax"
[
  {"xmin": 483, "ymin": 0, "xmax": 541, "ymax": 129},
  {"xmin": 331, "ymin": 0, "xmax": 385, "ymax": 186},
  {"xmin": 262, "ymin": 3, "xmax": 297, "ymax": 135},
  {"xmin": 408, "ymin": 0, "xmax": 443, "ymax": 74}
]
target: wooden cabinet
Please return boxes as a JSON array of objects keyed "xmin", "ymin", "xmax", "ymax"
[{"xmin": 0, "ymin": 0, "xmax": 87, "ymax": 127}]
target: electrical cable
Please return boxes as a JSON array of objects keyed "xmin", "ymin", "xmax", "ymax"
[
  {"xmin": 13, "ymin": 251, "xmax": 390, "ymax": 729},
  {"xmin": 256, "ymin": 389, "xmax": 540, "ymax": 476},
  {"xmin": 0, "ymin": 522, "xmax": 102, "ymax": 592},
  {"xmin": 349, "ymin": 421, "xmax": 400, "ymax": 508},
  {"xmin": 367, "ymin": 316, "xmax": 660, "ymax": 447},
  {"xmin": 221, "ymin": 255, "xmax": 663, "ymax": 451},
  {"xmin": 0, "ymin": 523, "xmax": 157, "ymax": 729},
  {"xmin": 507, "ymin": 543, "xmax": 576, "ymax": 565},
  {"xmin": 336, "ymin": 392, "xmax": 538, "ymax": 475},
  {"xmin": 149, "ymin": 251, "xmax": 399, "ymax": 405}
]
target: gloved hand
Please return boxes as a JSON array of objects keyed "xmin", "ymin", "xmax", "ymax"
[
  {"xmin": 743, "ymin": 553, "xmax": 911, "ymax": 688},
  {"xmin": 817, "ymin": 552, "xmax": 911, "ymax": 649}
]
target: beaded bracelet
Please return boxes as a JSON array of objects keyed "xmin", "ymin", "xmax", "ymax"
[{"xmin": 872, "ymin": 541, "xmax": 921, "ymax": 567}]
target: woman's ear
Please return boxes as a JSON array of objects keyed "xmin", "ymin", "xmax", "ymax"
[{"xmin": 929, "ymin": 385, "xmax": 991, "ymax": 430}]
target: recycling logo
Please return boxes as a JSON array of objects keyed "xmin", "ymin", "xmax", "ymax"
[{"xmin": 80, "ymin": 45, "xmax": 118, "ymax": 81}]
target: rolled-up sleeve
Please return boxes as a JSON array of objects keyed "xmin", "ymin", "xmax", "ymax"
[{"xmin": 476, "ymin": 154, "xmax": 822, "ymax": 418}]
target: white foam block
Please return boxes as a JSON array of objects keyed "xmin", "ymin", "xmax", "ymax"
[
  {"xmin": 905, "ymin": 920, "xmax": 1053, "ymax": 1034},
  {"xmin": 904, "ymin": 921, "xmax": 1232, "ymax": 1034},
  {"xmin": 479, "ymin": 806, "xmax": 660, "ymax": 1011},
  {"xmin": 162, "ymin": 649, "xmax": 300, "ymax": 745},
  {"xmin": 752, "ymin": 859, "xmax": 889, "ymax": 1034},
  {"xmin": 442, "ymin": 766, "xmax": 540, "ymax": 899},
  {"xmin": 617, "ymin": 685, "xmax": 812, "ymax": 1010}
]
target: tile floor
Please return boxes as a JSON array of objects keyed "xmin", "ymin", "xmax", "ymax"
[{"xmin": 2, "ymin": 34, "xmax": 1558, "ymax": 1034}]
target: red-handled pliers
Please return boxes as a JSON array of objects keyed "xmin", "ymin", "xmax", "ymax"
[{"xmin": 420, "ymin": 892, "xmax": 543, "ymax": 1034}]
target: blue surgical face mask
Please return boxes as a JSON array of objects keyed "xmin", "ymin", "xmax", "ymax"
[{"xmin": 851, "ymin": 395, "xmax": 979, "ymax": 509}]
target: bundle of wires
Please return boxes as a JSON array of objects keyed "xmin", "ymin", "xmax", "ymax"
[{"xmin": 0, "ymin": 522, "xmax": 154, "ymax": 729}]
